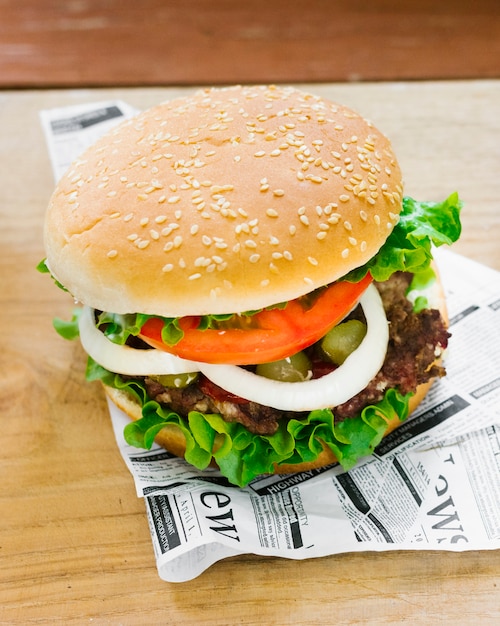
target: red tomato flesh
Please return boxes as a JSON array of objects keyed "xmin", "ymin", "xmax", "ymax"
[{"xmin": 139, "ymin": 274, "xmax": 372, "ymax": 365}]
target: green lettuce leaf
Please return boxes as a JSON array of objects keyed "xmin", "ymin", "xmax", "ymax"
[
  {"xmin": 36, "ymin": 258, "xmax": 69, "ymax": 292},
  {"xmin": 53, "ymin": 308, "xmax": 82, "ymax": 340},
  {"xmin": 345, "ymin": 192, "xmax": 462, "ymax": 283},
  {"xmin": 96, "ymin": 367, "xmax": 411, "ymax": 487}
]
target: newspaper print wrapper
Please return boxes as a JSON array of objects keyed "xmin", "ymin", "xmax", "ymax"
[{"xmin": 41, "ymin": 101, "xmax": 500, "ymax": 583}]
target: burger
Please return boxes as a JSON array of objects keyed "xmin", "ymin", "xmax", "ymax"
[{"xmin": 40, "ymin": 85, "xmax": 462, "ymax": 486}]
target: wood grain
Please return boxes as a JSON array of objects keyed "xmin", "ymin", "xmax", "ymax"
[
  {"xmin": 0, "ymin": 81, "xmax": 499, "ymax": 624},
  {"xmin": 0, "ymin": 1, "xmax": 499, "ymax": 87}
]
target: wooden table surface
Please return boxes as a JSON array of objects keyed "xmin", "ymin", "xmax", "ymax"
[
  {"xmin": 1, "ymin": 80, "xmax": 499, "ymax": 624},
  {"xmin": 1, "ymin": 1, "xmax": 500, "ymax": 87}
]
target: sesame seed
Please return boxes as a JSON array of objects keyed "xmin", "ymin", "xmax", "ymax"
[
  {"xmin": 339, "ymin": 194, "xmax": 350, "ymax": 203},
  {"xmin": 107, "ymin": 250, "xmax": 118, "ymax": 258},
  {"xmin": 188, "ymin": 273, "xmax": 202, "ymax": 281},
  {"xmin": 127, "ymin": 234, "xmax": 138, "ymax": 241},
  {"xmin": 190, "ymin": 224, "xmax": 199, "ymax": 235},
  {"xmin": 300, "ymin": 215, "xmax": 310, "ymax": 226},
  {"xmin": 137, "ymin": 240, "xmax": 150, "ymax": 249},
  {"xmin": 304, "ymin": 277, "xmax": 314, "ymax": 286},
  {"xmin": 360, "ymin": 241, "xmax": 367, "ymax": 252},
  {"xmin": 137, "ymin": 193, "xmax": 148, "ymax": 201},
  {"xmin": 283, "ymin": 251, "xmax": 293, "ymax": 261},
  {"xmin": 316, "ymin": 232, "xmax": 327, "ymax": 240},
  {"xmin": 343, "ymin": 221, "xmax": 352, "ymax": 231},
  {"xmin": 341, "ymin": 249, "xmax": 349, "ymax": 258},
  {"xmin": 349, "ymin": 237, "xmax": 357, "ymax": 246},
  {"xmin": 289, "ymin": 225, "xmax": 297, "ymax": 235},
  {"xmin": 162, "ymin": 264, "xmax": 174, "ymax": 272},
  {"xmin": 308, "ymin": 256, "xmax": 318, "ymax": 266},
  {"xmin": 245, "ymin": 240, "xmax": 257, "ymax": 248},
  {"xmin": 140, "ymin": 217, "xmax": 149, "ymax": 227},
  {"xmin": 307, "ymin": 175, "xmax": 323, "ymax": 184},
  {"xmin": 273, "ymin": 189, "xmax": 285, "ymax": 197},
  {"xmin": 168, "ymin": 195, "xmax": 181, "ymax": 204},
  {"xmin": 266, "ymin": 208, "xmax": 279, "ymax": 217},
  {"xmin": 254, "ymin": 150, "xmax": 266, "ymax": 157},
  {"xmin": 150, "ymin": 229, "xmax": 160, "ymax": 240},
  {"xmin": 261, "ymin": 279, "xmax": 270, "ymax": 287}
]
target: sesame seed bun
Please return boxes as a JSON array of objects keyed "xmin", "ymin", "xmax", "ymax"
[{"xmin": 44, "ymin": 85, "xmax": 403, "ymax": 317}]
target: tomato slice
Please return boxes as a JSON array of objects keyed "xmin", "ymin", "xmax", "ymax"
[{"xmin": 139, "ymin": 274, "xmax": 372, "ymax": 365}]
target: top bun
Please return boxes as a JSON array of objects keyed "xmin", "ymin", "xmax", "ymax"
[{"xmin": 44, "ymin": 85, "xmax": 403, "ymax": 316}]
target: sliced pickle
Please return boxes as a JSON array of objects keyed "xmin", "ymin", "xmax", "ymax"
[
  {"xmin": 256, "ymin": 351, "xmax": 312, "ymax": 382},
  {"xmin": 149, "ymin": 372, "xmax": 199, "ymax": 388},
  {"xmin": 321, "ymin": 320, "xmax": 367, "ymax": 365}
]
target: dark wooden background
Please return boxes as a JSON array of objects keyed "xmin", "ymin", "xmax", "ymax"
[{"xmin": 1, "ymin": 0, "xmax": 499, "ymax": 87}]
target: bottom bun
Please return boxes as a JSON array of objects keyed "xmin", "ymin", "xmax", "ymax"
[{"xmin": 103, "ymin": 375, "xmax": 435, "ymax": 475}]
